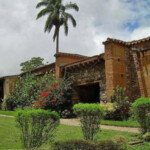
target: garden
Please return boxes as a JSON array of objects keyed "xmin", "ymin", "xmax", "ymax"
[{"xmin": 1, "ymin": 73, "xmax": 150, "ymax": 150}]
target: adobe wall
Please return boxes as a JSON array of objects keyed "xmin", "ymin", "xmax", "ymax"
[
  {"xmin": 104, "ymin": 43, "xmax": 127, "ymax": 101},
  {"xmin": 104, "ymin": 42, "xmax": 141, "ymax": 102},
  {"xmin": 55, "ymin": 56, "xmax": 83, "ymax": 78},
  {"xmin": 3, "ymin": 76, "xmax": 18, "ymax": 99}
]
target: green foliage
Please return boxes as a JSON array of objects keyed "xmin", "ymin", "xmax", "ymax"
[
  {"xmin": 111, "ymin": 85, "xmax": 130, "ymax": 120},
  {"xmin": 52, "ymin": 139, "xmax": 126, "ymax": 150},
  {"xmin": 112, "ymin": 135, "xmax": 127, "ymax": 150},
  {"xmin": 36, "ymin": 0, "xmax": 79, "ymax": 52},
  {"xmin": 100, "ymin": 103, "xmax": 116, "ymax": 120},
  {"xmin": 3, "ymin": 73, "xmax": 73, "ymax": 117},
  {"xmin": 3, "ymin": 73, "xmax": 39, "ymax": 110},
  {"xmin": 53, "ymin": 140, "xmax": 96, "ymax": 150},
  {"xmin": 16, "ymin": 109, "xmax": 60, "ymax": 149},
  {"xmin": 20, "ymin": 57, "xmax": 45, "ymax": 72},
  {"xmin": 131, "ymin": 97, "xmax": 150, "ymax": 133},
  {"xmin": 73, "ymin": 103, "xmax": 104, "ymax": 141},
  {"xmin": 97, "ymin": 139, "xmax": 126, "ymax": 150},
  {"xmin": 143, "ymin": 132, "xmax": 150, "ymax": 142},
  {"xmin": 33, "ymin": 72, "xmax": 73, "ymax": 118}
]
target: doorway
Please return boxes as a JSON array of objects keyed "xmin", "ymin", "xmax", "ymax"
[
  {"xmin": 0, "ymin": 79, "xmax": 4, "ymax": 103},
  {"xmin": 76, "ymin": 82, "xmax": 100, "ymax": 103}
]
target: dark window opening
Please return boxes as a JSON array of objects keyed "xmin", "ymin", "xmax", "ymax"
[
  {"xmin": 0, "ymin": 80, "xmax": 4, "ymax": 104},
  {"xmin": 117, "ymin": 58, "xmax": 120, "ymax": 62},
  {"xmin": 121, "ymin": 74, "xmax": 124, "ymax": 77},
  {"xmin": 75, "ymin": 83, "xmax": 100, "ymax": 103}
]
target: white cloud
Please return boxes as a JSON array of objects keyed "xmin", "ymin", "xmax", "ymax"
[
  {"xmin": 0, "ymin": 0, "xmax": 150, "ymax": 77},
  {"xmin": 131, "ymin": 27, "xmax": 150, "ymax": 40}
]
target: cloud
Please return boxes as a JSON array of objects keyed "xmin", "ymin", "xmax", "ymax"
[{"xmin": 1, "ymin": 0, "xmax": 150, "ymax": 77}]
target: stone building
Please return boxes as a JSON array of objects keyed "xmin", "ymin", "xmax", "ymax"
[{"xmin": 1, "ymin": 36, "xmax": 150, "ymax": 104}]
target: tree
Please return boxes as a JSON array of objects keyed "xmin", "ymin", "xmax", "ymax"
[
  {"xmin": 20, "ymin": 57, "xmax": 45, "ymax": 72},
  {"xmin": 36, "ymin": 0, "xmax": 79, "ymax": 53}
]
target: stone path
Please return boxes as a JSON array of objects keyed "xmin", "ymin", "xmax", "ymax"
[
  {"xmin": 0, "ymin": 114, "xmax": 14, "ymax": 118},
  {"xmin": 60, "ymin": 119, "xmax": 140, "ymax": 133},
  {"xmin": 0, "ymin": 115, "xmax": 140, "ymax": 133}
]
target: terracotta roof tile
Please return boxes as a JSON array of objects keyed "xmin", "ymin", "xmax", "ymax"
[
  {"xmin": 63, "ymin": 53, "xmax": 104, "ymax": 70},
  {"xmin": 54, "ymin": 52, "xmax": 88, "ymax": 59},
  {"xmin": 103, "ymin": 36, "xmax": 150, "ymax": 46}
]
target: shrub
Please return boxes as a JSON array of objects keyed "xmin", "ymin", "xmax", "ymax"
[
  {"xmin": 3, "ymin": 72, "xmax": 73, "ymax": 118},
  {"xmin": 16, "ymin": 109, "xmax": 60, "ymax": 149},
  {"xmin": 33, "ymin": 73, "xmax": 73, "ymax": 118},
  {"xmin": 143, "ymin": 132, "xmax": 150, "ymax": 142},
  {"xmin": 97, "ymin": 140, "xmax": 126, "ymax": 150},
  {"xmin": 52, "ymin": 139, "xmax": 126, "ymax": 150},
  {"xmin": 112, "ymin": 135, "xmax": 127, "ymax": 150},
  {"xmin": 3, "ymin": 74, "xmax": 39, "ymax": 110},
  {"xmin": 53, "ymin": 140, "xmax": 96, "ymax": 150},
  {"xmin": 131, "ymin": 97, "xmax": 150, "ymax": 133},
  {"xmin": 73, "ymin": 103, "xmax": 104, "ymax": 141},
  {"xmin": 111, "ymin": 85, "xmax": 130, "ymax": 120},
  {"xmin": 100, "ymin": 103, "xmax": 116, "ymax": 120}
]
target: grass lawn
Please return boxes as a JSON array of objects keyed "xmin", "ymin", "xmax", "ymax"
[
  {"xmin": 0, "ymin": 116, "xmax": 150, "ymax": 150},
  {"xmin": 0, "ymin": 110, "xmax": 17, "ymax": 116},
  {"xmin": 0, "ymin": 110, "xmax": 140, "ymax": 128},
  {"xmin": 101, "ymin": 120, "xmax": 140, "ymax": 128}
]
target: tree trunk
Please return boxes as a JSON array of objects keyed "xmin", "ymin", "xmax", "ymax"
[{"xmin": 56, "ymin": 29, "xmax": 59, "ymax": 54}]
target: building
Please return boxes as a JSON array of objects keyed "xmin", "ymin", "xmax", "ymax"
[{"xmin": 1, "ymin": 36, "xmax": 150, "ymax": 104}]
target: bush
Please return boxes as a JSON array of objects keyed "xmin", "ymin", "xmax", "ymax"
[
  {"xmin": 52, "ymin": 139, "xmax": 126, "ymax": 150},
  {"xmin": 112, "ymin": 135, "xmax": 127, "ymax": 150},
  {"xmin": 100, "ymin": 103, "xmax": 116, "ymax": 120},
  {"xmin": 16, "ymin": 109, "xmax": 60, "ymax": 149},
  {"xmin": 110, "ymin": 85, "xmax": 130, "ymax": 120},
  {"xmin": 3, "ymin": 73, "xmax": 73, "ymax": 118},
  {"xmin": 131, "ymin": 97, "xmax": 150, "ymax": 133},
  {"xmin": 143, "ymin": 132, "xmax": 150, "ymax": 142},
  {"xmin": 97, "ymin": 139, "xmax": 126, "ymax": 150},
  {"xmin": 73, "ymin": 103, "xmax": 104, "ymax": 141},
  {"xmin": 3, "ymin": 74, "xmax": 39, "ymax": 110},
  {"xmin": 53, "ymin": 140, "xmax": 96, "ymax": 150}
]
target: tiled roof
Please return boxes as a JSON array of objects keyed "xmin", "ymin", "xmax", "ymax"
[
  {"xmin": 54, "ymin": 52, "xmax": 88, "ymax": 59},
  {"xmin": 63, "ymin": 53, "xmax": 104, "ymax": 70},
  {"xmin": 103, "ymin": 36, "xmax": 150, "ymax": 46},
  {"xmin": 21, "ymin": 62, "xmax": 55, "ymax": 75},
  {"xmin": 0, "ymin": 75, "xmax": 19, "ymax": 79}
]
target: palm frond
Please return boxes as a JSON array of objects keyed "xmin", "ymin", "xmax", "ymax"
[
  {"xmin": 36, "ymin": 8, "xmax": 52, "ymax": 19},
  {"xmin": 64, "ymin": 21, "xmax": 68, "ymax": 36},
  {"xmin": 36, "ymin": 1, "xmax": 48, "ymax": 8},
  {"xmin": 65, "ymin": 3, "xmax": 79, "ymax": 11},
  {"xmin": 44, "ymin": 14, "xmax": 53, "ymax": 32},
  {"xmin": 64, "ymin": 13, "xmax": 76, "ymax": 27}
]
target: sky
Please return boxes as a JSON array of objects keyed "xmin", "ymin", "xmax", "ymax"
[{"xmin": 1, "ymin": 0, "xmax": 150, "ymax": 77}]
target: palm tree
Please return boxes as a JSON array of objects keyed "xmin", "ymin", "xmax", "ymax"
[{"xmin": 36, "ymin": 0, "xmax": 79, "ymax": 54}]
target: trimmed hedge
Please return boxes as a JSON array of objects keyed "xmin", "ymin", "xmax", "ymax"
[
  {"xmin": 73, "ymin": 103, "xmax": 104, "ymax": 141},
  {"xmin": 52, "ymin": 139, "xmax": 126, "ymax": 150},
  {"xmin": 131, "ymin": 97, "xmax": 150, "ymax": 133},
  {"xmin": 53, "ymin": 140, "xmax": 96, "ymax": 150},
  {"xmin": 73, "ymin": 103, "xmax": 104, "ymax": 116},
  {"xmin": 16, "ymin": 109, "xmax": 60, "ymax": 149}
]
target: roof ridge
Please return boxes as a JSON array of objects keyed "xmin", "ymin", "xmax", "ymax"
[
  {"xmin": 104, "ymin": 36, "xmax": 150, "ymax": 46},
  {"xmin": 54, "ymin": 52, "xmax": 89, "ymax": 58}
]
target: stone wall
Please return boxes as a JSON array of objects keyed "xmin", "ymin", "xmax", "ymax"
[
  {"xmin": 66, "ymin": 60, "xmax": 106, "ymax": 103},
  {"xmin": 124, "ymin": 49, "xmax": 141, "ymax": 102}
]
